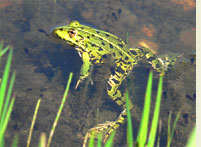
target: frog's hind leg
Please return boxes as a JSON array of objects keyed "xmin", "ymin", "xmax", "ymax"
[{"xmin": 129, "ymin": 47, "xmax": 179, "ymax": 75}]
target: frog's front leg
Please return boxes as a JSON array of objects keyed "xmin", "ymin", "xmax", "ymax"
[{"xmin": 75, "ymin": 51, "xmax": 93, "ymax": 89}]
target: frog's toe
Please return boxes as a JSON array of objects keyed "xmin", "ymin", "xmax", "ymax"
[{"xmin": 83, "ymin": 121, "xmax": 117, "ymax": 147}]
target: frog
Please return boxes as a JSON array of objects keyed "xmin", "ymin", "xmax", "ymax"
[{"xmin": 52, "ymin": 20, "xmax": 178, "ymax": 145}]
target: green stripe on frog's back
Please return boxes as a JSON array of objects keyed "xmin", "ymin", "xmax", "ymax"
[{"xmin": 75, "ymin": 25, "xmax": 134, "ymax": 60}]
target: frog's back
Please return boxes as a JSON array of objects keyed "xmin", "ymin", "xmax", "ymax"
[{"xmin": 77, "ymin": 24, "xmax": 132, "ymax": 58}]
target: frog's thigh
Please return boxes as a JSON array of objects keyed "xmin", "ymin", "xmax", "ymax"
[{"xmin": 107, "ymin": 62, "xmax": 132, "ymax": 107}]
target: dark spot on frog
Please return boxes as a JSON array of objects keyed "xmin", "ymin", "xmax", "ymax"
[
  {"xmin": 102, "ymin": 42, "xmax": 105, "ymax": 46},
  {"xmin": 147, "ymin": 57, "xmax": 155, "ymax": 62},
  {"xmin": 156, "ymin": 63, "xmax": 160, "ymax": 68},
  {"xmin": 116, "ymin": 66, "xmax": 125, "ymax": 74},
  {"xmin": 125, "ymin": 56, "xmax": 129, "ymax": 60},
  {"xmin": 98, "ymin": 47, "xmax": 103, "ymax": 51},
  {"xmin": 96, "ymin": 31, "xmax": 100, "ymax": 34},
  {"xmin": 112, "ymin": 53, "xmax": 116, "ymax": 57},
  {"xmin": 109, "ymin": 43, "xmax": 114, "ymax": 49},
  {"xmin": 183, "ymin": 113, "xmax": 188, "ymax": 124},
  {"xmin": 112, "ymin": 78, "xmax": 120, "ymax": 84},
  {"xmin": 105, "ymin": 34, "xmax": 110, "ymax": 37},
  {"xmin": 87, "ymin": 36, "xmax": 90, "ymax": 39},
  {"xmin": 107, "ymin": 83, "xmax": 112, "ymax": 91},
  {"xmin": 80, "ymin": 27, "xmax": 84, "ymax": 29},
  {"xmin": 118, "ymin": 43, "xmax": 123, "ymax": 48},
  {"xmin": 130, "ymin": 50, "xmax": 137, "ymax": 55},
  {"xmin": 99, "ymin": 37, "xmax": 103, "ymax": 40}
]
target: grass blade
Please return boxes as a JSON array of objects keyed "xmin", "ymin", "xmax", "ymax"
[
  {"xmin": 88, "ymin": 132, "xmax": 95, "ymax": 147},
  {"xmin": 167, "ymin": 111, "xmax": 180, "ymax": 147},
  {"xmin": 38, "ymin": 133, "xmax": 47, "ymax": 147},
  {"xmin": 125, "ymin": 90, "xmax": 133, "ymax": 147},
  {"xmin": 12, "ymin": 134, "xmax": 19, "ymax": 147},
  {"xmin": 186, "ymin": 126, "xmax": 196, "ymax": 147},
  {"xmin": 104, "ymin": 131, "xmax": 115, "ymax": 147},
  {"xmin": 0, "ymin": 48, "xmax": 13, "ymax": 117},
  {"xmin": 136, "ymin": 71, "xmax": 153, "ymax": 146},
  {"xmin": 27, "ymin": 99, "xmax": 41, "ymax": 147},
  {"xmin": 0, "ymin": 46, "xmax": 10, "ymax": 57},
  {"xmin": 47, "ymin": 72, "xmax": 73, "ymax": 147},
  {"xmin": 0, "ymin": 96, "xmax": 15, "ymax": 137},
  {"xmin": 147, "ymin": 75, "xmax": 163, "ymax": 146},
  {"xmin": 97, "ymin": 133, "xmax": 102, "ymax": 147},
  {"xmin": 0, "ymin": 72, "xmax": 16, "ymax": 128}
]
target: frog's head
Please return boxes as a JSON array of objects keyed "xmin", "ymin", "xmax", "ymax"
[{"xmin": 52, "ymin": 20, "xmax": 85, "ymax": 48}]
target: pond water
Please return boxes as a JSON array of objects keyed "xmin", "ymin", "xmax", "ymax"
[{"xmin": 0, "ymin": 0, "xmax": 195, "ymax": 146}]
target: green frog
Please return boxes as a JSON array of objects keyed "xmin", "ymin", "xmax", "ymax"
[{"xmin": 52, "ymin": 20, "xmax": 177, "ymax": 145}]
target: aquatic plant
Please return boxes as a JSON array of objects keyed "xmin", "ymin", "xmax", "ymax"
[{"xmin": 0, "ymin": 42, "xmax": 16, "ymax": 146}]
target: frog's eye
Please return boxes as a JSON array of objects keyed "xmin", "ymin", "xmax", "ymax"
[{"xmin": 68, "ymin": 30, "xmax": 77, "ymax": 38}]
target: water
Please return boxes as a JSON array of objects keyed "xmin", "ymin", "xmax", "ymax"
[{"xmin": 0, "ymin": 0, "xmax": 195, "ymax": 146}]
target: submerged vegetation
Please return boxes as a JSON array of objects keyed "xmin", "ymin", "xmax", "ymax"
[{"xmin": 0, "ymin": 42, "xmax": 195, "ymax": 146}]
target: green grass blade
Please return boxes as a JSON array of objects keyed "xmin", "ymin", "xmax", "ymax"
[
  {"xmin": 147, "ymin": 75, "xmax": 163, "ymax": 147},
  {"xmin": 168, "ymin": 111, "xmax": 180, "ymax": 147},
  {"xmin": 0, "ymin": 48, "xmax": 13, "ymax": 117},
  {"xmin": 167, "ymin": 111, "xmax": 180, "ymax": 147},
  {"xmin": 27, "ymin": 99, "xmax": 41, "ymax": 147},
  {"xmin": 167, "ymin": 111, "xmax": 172, "ymax": 147},
  {"xmin": 47, "ymin": 72, "xmax": 73, "ymax": 147},
  {"xmin": 156, "ymin": 119, "xmax": 162, "ymax": 147},
  {"xmin": 125, "ymin": 90, "xmax": 133, "ymax": 147},
  {"xmin": 104, "ymin": 131, "xmax": 116, "ymax": 147},
  {"xmin": 97, "ymin": 133, "xmax": 102, "ymax": 147},
  {"xmin": 38, "ymin": 133, "xmax": 47, "ymax": 147},
  {"xmin": 88, "ymin": 132, "xmax": 95, "ymax": 147},
  {"xmin": 0, "ymin": 72, "xmax": 16, "ymax": 128},
  {"xmin": 12, "ymin": 134, "xmax": 19, "ymax": 147},
  {"xmin": 0, "ymin": 96, "xmax": 15, "ymax": 137},
  {"xmin": 0, "ymin": 46, "xmax": 10, "ymax": 57},
  {"xmin": 186, "ymin": 126, "xmax": 196, "ymax": 147},
  {"xmin": 136, "ymin": 71, "xmax": 153, "ymax": 146},
  {"xmin": 125, "ymin": 32, "xmax": 129, "ymax": 44}
]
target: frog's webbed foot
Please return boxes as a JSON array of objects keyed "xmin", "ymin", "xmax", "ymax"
[
  {"xmin": 82, "ymin": 109, "xmax": 127, "ymax": 147},
  {"xmin": 157, "ymin": 53, "xmax": 183, "ymax": 75},
  {"xmin": 82, "ymin": 121, "xmax": 115, "ymax": 147}
]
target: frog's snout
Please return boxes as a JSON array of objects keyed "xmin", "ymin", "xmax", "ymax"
[{"xmin": 51, "ymin": 29, "xmax": 60, "ymax": 39}]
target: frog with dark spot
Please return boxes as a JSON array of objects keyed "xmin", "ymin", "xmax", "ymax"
[{"xmin": 52, "ymin": 20, "xmax": 178, "ymax": 145}]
